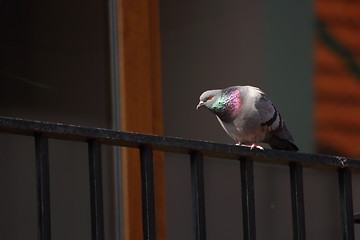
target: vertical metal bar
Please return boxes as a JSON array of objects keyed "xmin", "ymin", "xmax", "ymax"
[
  {"xmin": 108, "ymin": 0, "xmax": 122, "ymax": 236},
  {"xmin": 88, "ymin": 140, "xmax": 105, "ymax": 240},
  {"xmin": 190, "ymin": 151, "xmax": 207, "ymax": 240},
  {"xmin": 240, "ymin": 157, "xmax": 256, "ymax": 240},
  {"xmin": 35, "ymin": 133, "xmax": 51, "ymax": 240},
  {"xmin": 140, "ymin": 145, "xmax": 156, "ymax": 240},
  {"xmin": 289, "ymin": 163, "xmax": 306, "ymax": 240},
  {"xmin": 112, "ymin": 145, "xmax": 123, "ymax": 240},
  {"xmin": 338, "ymin": 168, "xmax": 354, "ymax": 240}
]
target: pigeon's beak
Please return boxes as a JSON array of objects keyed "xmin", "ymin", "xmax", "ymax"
[{"xmin": 196, "ymin": 101, "xmax": 204, "ymax": 110}]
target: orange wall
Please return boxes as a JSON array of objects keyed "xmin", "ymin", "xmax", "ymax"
[{"xmin": 315, "ymin": 0, "xmax": 360, "ymax": 157}]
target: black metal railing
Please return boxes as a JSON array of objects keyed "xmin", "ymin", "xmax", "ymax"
[{"xmin": 0, "ymin": 116, "xmax": 359, "ymax": 240}]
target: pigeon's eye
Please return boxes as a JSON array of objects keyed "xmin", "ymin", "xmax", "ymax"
[{"xmin": 207, "ymin": 96, "xmax": 213, "ymax": 101}]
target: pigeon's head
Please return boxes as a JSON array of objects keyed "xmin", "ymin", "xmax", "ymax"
[
  {"xmin": 197, "ymin": 87, "xmax": 242, "ymax": 121},
  {"xmin": 196, "ymin": 89, "xmax": 222, "ymax": 110}
]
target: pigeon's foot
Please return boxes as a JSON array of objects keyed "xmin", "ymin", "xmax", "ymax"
[
  {"xmin": 250, "ymin": 143, "xmax": 264, "ymax": 150},
  {"xmin": 235, "ymin": 142, "xmax": 241, "ymax": 146},
  {"xmin": 240, "ymin": 143, "xmax": 264, "ymax": 150}
]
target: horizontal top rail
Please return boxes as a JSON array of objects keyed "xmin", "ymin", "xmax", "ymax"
[{"xmin": 0, "ymin": 116, "xmax": 359, "ymax": 172}]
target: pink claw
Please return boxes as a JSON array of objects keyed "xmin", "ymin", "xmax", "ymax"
[
  {"xmin": 238, "ymin": 143, "xmax": 264, "ymax": 150},
  {"xmin": 250, "ymin": 143, "xmax": 264, "ymax": 150}
]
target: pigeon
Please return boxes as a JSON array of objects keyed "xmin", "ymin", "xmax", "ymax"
[{"xmin": 196, "ymin": 85, "xmax": 299, "ymax": 151}]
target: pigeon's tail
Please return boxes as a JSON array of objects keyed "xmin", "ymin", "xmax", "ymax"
[{"xmin": 266, "ymin": 135, "xmax": 299, "ymax": 152}]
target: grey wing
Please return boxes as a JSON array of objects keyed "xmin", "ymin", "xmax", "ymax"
[
  {"xmin": 256, "ymin": 95, "xmax": 284, "ymax": 134},
  {"xmin": 256, "ymin": 95, "xmax": 293, "ymax": 141},
  {"xmin": 256, "ymin": 94, "xmax": 297, "ymax": 149}
]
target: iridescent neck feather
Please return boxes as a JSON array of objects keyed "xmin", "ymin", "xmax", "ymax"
[{"xmin": 210, "ymin": 87, "xmax": 241, "ymax": 122}]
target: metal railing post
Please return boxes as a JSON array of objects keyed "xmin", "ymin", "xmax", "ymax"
[
  {"xmin": 240, "ymin": 157, "xmax": 256, "ymax": 240},
  {"xmin": 289, "ymin": 163, "xmax": 306, "ymax": 240},
  {"xmin": 35, "ymin": 133, "xmax": 51, "ymax": 240},
  {"xmin": 140, "ymin": 145, "xmax": 156, "ymax": 240},
  {"xmin": 88, "ymin": 140, "xmax": 105, "ymax": 240},
  {"xmin": 190, "ymin": 151, "xmax": 207, "ymax": 240},
  {"xmin": 338, "ymin": 168, "xmax": 354, "ymax": 240}
]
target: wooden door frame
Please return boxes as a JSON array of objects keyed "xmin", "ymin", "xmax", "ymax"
[{"xmin": 117, "ymin": 0, "xmax": 165, "ymax": 239}]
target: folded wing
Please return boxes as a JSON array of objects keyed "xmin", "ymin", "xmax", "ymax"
[{"xmin": 256, "ymin": 94, "xmax": 299, "ymax": 151}]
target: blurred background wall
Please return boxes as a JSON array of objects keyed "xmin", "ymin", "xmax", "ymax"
[
  {"xmin": 315, "ymin": 0, "xmax": 360, "ymax": 158},
  {"xmin": 0, "ymin": 1, "xmax": 116, "ymax": 239},
  {"xmin": 160, "ymin": 0, "xmax": 360, "ymax": 239}
]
